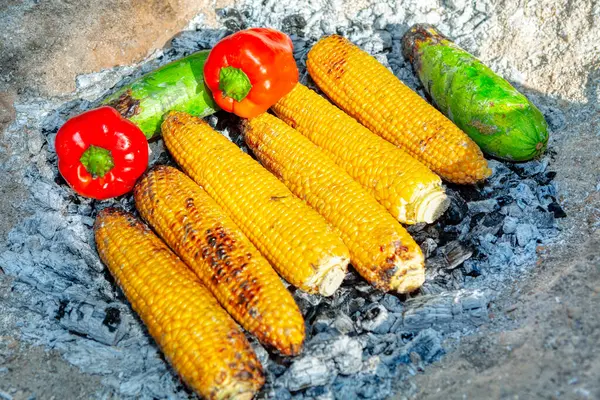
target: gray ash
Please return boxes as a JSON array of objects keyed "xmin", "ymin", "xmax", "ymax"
[{"xmin": 0, "ymin": 3, "xmax": 562, "ymax": 399}]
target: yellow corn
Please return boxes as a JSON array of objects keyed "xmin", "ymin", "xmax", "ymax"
[
  {"xmin": 306, "ymin": 35, "xmax": 491, "ymax": 184},
  {"xmin": 94, "ymin": 208, "xmax": 264, "ymax": 400},
  {"xmin": 243, "ymin": 113, "xmax": 425, "ymax": 293},
  {"xmin": 273, "ymin": 83, "xmax": 449, "ymax": 224},
  {"xmin": 162, "ymin": 111, "xmax": 350, "ymax": 297},
  {"xmin": 134, "ymin": 165, "xmax": 305, "ymax": 355}
]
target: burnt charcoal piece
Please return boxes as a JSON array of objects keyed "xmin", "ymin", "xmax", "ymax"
[
  {"xmin": 496, "ymin": 194, "xmax": 514, "ymax": 206},
  {"xmin": 469, "ymin": 213, "xmax": 486, "ymax": 229},
  {"xmin": 282, "ymin": 14, "xmax": 307, "ymax": 37},
  {"xmin": 535, "ymin": 171, "xmax": 557, "ymax": 185},
  {"xmin": 441, "ymin": 191, "xmax": 468, "ymax": 225},
  {"xmin": 437, "ymin": 229, "xmax": 459, "ymax": 246},
  {"xmin": 402, "ymin": 289, "xmax": 489, "ymax": 332},
  {"xmin": 462, "ymin": 260, "xmax": 482, "ymax": 277},
  {"xmin": 440, "ymin": 241, "xmax": 474, "ymax": 270},
  {"xmin": 449, "ymin": 183, "xmax": 484, "ymax": 202},
  {"xmin": 467, "ymin": 199, "xmax": 499, "ymax": 214},
  {"xmin": 54, "ymin": 174, "xmax": 68, "ymax": 187},
  {"xmin": 217, "ymin": 8, "xmax": 247, "ymax": 31},
  {"xmin": 358, "ymin": 304, "xmax": 391, "ymax": 333},
  {"xmin": 547, "ymin": 202, "xmax": 567, "ymax": 218},
  {"xmin": 420, "ymin": 237, "xmax": 438, "ymax": 258},
  {"xmin": 102, "ymin": 307, "xmax": 121, "ymax": 332},
  {"xmin": 482, "ymin": 211, "xmax": 505, "ymax": 227},
  {"xmin": 55, "ymin": 299, "xmax": 69, "ymax": 320}
]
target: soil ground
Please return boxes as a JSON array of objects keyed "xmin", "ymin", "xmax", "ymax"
[{"xmin": 1, "ymin": 1, "xmax": 599, "ymax": 399}]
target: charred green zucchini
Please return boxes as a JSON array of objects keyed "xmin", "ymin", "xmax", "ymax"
[
  {"xmin": 403, "ymin": 24, "xmax": 548, "ymax": 161},
  {"xmin": 103, "ymin": 50, "xmax": 218, "ymax": 139}
]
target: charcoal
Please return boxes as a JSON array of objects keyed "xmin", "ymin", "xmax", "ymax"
[
  {"xmin": 358, "ymin": 304, "xmax": 392, "ymax": 333},
  {"xmin": 284, "ymin": 357, "xmax": 335, "ymax": 391},
  {"xmin": 406, "ymin": 222, "xmax": 427, "ymax": 234},
  {"xmin": 260, "ymin": 385, "xmax": 292, "ymax": 400},
  {"xmin": 402, "ymin": 290, "xmax": 489, "ymax": 332},
  {"xmin": 467, "ymin": 199, "xmax": 499, "ymax": 214},
  {"xmin": 496, "ymin": 194, "xmax": 514, "ymax": 206},
  {"xmin": 511, "ymin": 182, "xmax": 538, "ymax": 209},
  {"xmin": 503, "ymin": 202, "xmax": 525, "ymax": 218},
  {"xmin": 282, "ymin": 14, "xmax": 307, "ymax": 36},
  {"xmin": 535, "ymin": 171, "xmax": 557, "ymax": 186},
  {"xmin": 502, "ymin": 216, "xmax": 519, "ymax": 234},
  {"xmin": 509, "ymin": 159, "xmax": 548, "ymax": 178},
  {"xmin": 439, "ymin": 241, "xmax": 474, "ymax": 270},
  {"xmin": 420, "ymin": 237, "xmax": 438, "ymax": 258},
  {"xmin": 331, "ymin": 374, "xmax": 392, "ymax": 400},
  {"xmin": 303, "ymin": 385, "xmax": 333, "ymax": 400},
  {"xmin": 332, "ymin": 313, "xmax": 355, "ymax": 335},
  {"xmin": 268, "ymin": 362, "xmax": 289, "ymax": 378},
  {"xmin": 380, "ymin": 294, "xmax": 403, "ymax": 313},
  {"xmin": 548, "ymin": 201, "xmax": 567, "ymax": 218},
  {"xmin": 515, "ymin": 224, "xmax": 540, "ymax": 247},
  {"xmin": 348, "ymin": 297, "xmax": 366, "ymax": 316},
  {"xmin": 537, "ymin": 184, "xmax": 557, "ymax": 206},
  {"xmin": 462, "ymin": 260, "xmax": 482, "ymax": 277},
  {"xmin": 482, "ymin": 211, "xmax": 505, "ymax": 227},
  {"xmin": 57, "ymin": 301, "xmax": 128, "ymax": 345},
  {"xmin": 441, "ymin": 191, "xmax": 468, "ymax": 225}
]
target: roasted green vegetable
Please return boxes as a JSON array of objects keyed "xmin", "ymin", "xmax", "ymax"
[
  {"xmin": 403, "ymin": 24, "xmax": 549, "ymax": 161},
  {"xmin": 103, "ymin": 51, "xmax": 218, "ymax": 138}
]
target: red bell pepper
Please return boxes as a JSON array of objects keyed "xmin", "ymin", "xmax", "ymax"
[
  {"xmin": 204, "ymin": 28, "xmax": 299, "ymax": 118},
  {"xmin": 55, "ymin": 106, "xmax": 149, "ymax": 200}
]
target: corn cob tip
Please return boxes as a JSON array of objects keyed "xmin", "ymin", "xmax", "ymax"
[
  {"xmin": 305, "ymin": 255, "xmax": 348, "ymax": 296},
  {"xmin": 388, "ymin": 245, "xmax": 425, "ymax": 294},
  {"xmin": 413, "ymin": 186, "xmax": 450, "ymax": 224},
  {"xmin": 392, "ymin": 264, "xmax": 426, "ymax": 293}
]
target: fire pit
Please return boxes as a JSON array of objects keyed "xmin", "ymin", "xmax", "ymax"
[{"xmin": 1, "ymin": 1, "xmax": 599, "ymax": 399}]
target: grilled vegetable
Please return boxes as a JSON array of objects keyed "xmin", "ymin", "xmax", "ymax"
[
  {"xmin": 134, "ymin": 165, "xmax": 305, "ymax": 355},
  {"xmin": 55, "ymin": 106, "xmax": 148, "ymax": 200},
  {"xmin": 273, "ymin": 83, "xmax": 449, "ymax": 224},
  {"xmin": 306, "ymin": 35, "xmax": 491, "ymax": 184},
  {"xmin": 103, "ymin": 50, "xmax": 218, "ymax": 139},
  {"xmin": 243, "ymin": 113, "xmax": 425, "ymax": 293},
  {"xmin": 161, "ymin": 111, "xmax": 350, "ymax": 296},
  {"xmin": 204, "ymin": 28, "xmax": 298, "ymax": 118},
  {"xmin": 94, "ymin": 208, "xmax": 264, "ymax": 400},
  {"xmin": 402, "ymin": 24, "xmax": 549, "ymax": 161}
]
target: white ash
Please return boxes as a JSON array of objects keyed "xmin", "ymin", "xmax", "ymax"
[{"xmin": 0, "ymin": 1, "xmax": 564, "ymax": 399}]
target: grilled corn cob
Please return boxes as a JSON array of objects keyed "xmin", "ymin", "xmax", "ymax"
[
  {"xmin": 273, "ymin": 83, "xmax": 449, "ymax": 224},
  {"xmin": 243, "ymin": 113, "xmax": 425, "ymax": 293},
  {"xmin": 306, "ymin": 35, "xmax": 491, "ymax": 184},
  {"xmin": 94, "ymin": 208, "xmax": 264, "ymax": 400},
  {"xmin": 162, "ymin": 111, "xmax": 350, "ymax": 296},
  {"xmin": 134, "ymin": 165, "xmax": 305, "ymax": 355}
]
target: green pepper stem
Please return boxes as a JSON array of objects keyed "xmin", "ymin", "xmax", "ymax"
[
  {"xmin": 219, "ymin": 66, "xmax": 252, "ymax": 102},
  {"xmin": 80, "ymin": 145, "xmax": 114, "ymax": 178}
]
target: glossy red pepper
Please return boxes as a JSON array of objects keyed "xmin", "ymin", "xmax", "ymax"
[
  {"xmin": 55, "ymin": 106, "xmax": 149, "ymax": 200},
  {"xmin": 204, "ymin": 28, "xmax": 299, "ymax": 118}
]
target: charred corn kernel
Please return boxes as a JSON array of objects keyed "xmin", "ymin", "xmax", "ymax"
[
  {"xmin": 134, "ymin": 165, "xmax": 305, "ymax": 355},
  {"xmin": 94, "ymin": 208, "xmax": 264, "ymax": 400},
  {"xmin": 243, "ymin": 113, "xmax": 425, "ymax": 293},
  {"xmin": 162, "ymin": 111, "xmax": 350, "ymax": 296},
  {"xmin": 306, "ymin": 35, "xmax": 491, "ymax": 184},
  {"xmin": 273, "ymin": 83, "xmax": 449, "ymax": 224}
]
